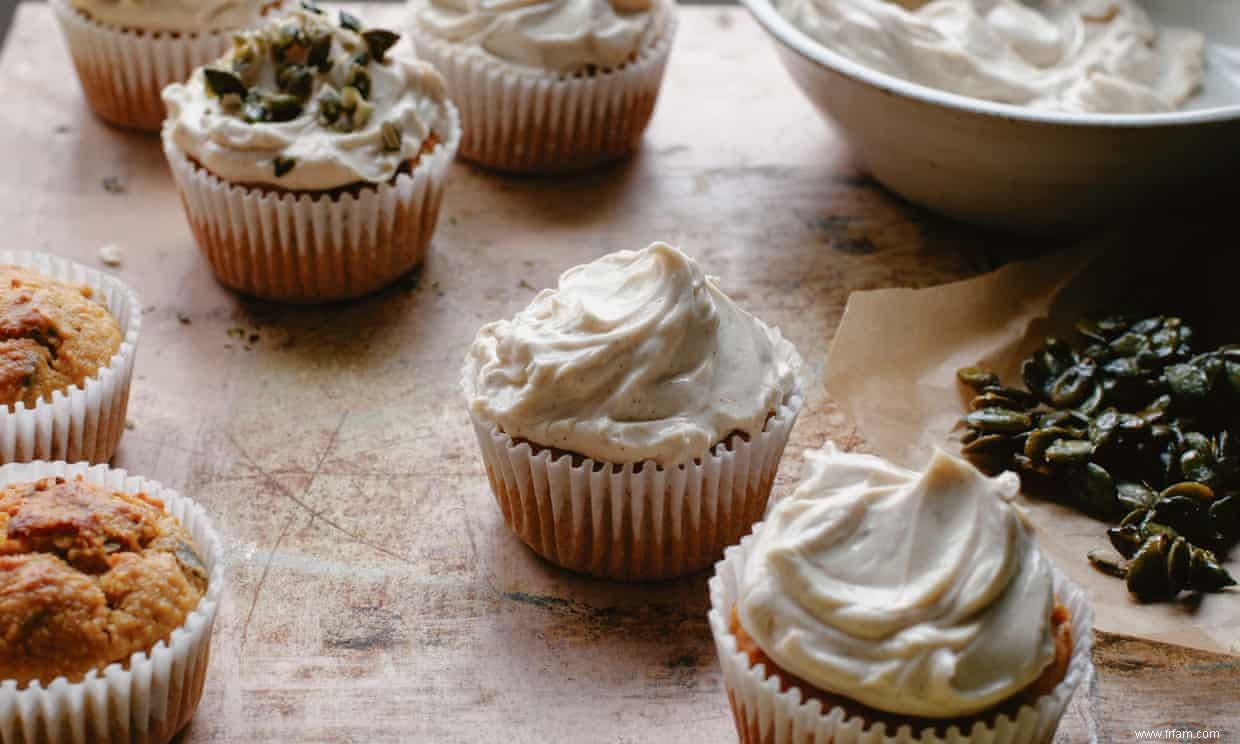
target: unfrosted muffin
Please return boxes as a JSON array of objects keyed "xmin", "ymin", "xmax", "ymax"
[
  {"xmin": 408, "ymin": 0, "xmax": 677, "ymax": 172},
  {"xmin": 161, "ymin": 8, "xmax": 460, "ymax": 302},
  {"xmin": 0, "ymin": 476, "xmax": 208, "ymax": 687},
  {"xmin": 709, "ymin": 444, "xmax": 1094, "ymax": 744},
  {"xmin": 463, "ymin": 242, "xmax": 803, "ymax": 580},
  {"xmin": 0, "ymin": 266, "xmax": 122, "ymax": 411},
  {"xmin": 50, "ymin": 0, "xmax": 287, "ymax": 131}
]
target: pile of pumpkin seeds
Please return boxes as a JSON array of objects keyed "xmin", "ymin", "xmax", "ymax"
[
  {"xmin": 200, "ymin": 4, "xmax": 404, "ymax": 178},
  {"xmin": 957, "ymin": 314, "xmax": 1238, "ymax": 602}
]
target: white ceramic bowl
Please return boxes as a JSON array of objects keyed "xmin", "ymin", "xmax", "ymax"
[{"xmin": 741, "ymin": 0, "xmax": 1240, "ymax": 233}]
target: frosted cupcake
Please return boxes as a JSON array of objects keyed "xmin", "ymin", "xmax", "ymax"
[
  {"xmin": 408, "ymin": 0, "xmax": 676, "ymax": 173},
  {"xmin": 463, "ymin": 242, "xmax": 803, "ymax": 580},
  {"xmin": 51, "ymin": 0, "xmax": 287, "ymax": 131},
  {"xmin": 710, "ymin": 444, "xmax": 1094, "ymax": 744},
  {"xmin": 0, "ymin": 463, "xmax": 224, "ymax": 744},
  {"xmin": 162, "ymin": 8, "xmax": 460, "ymax": 303}
]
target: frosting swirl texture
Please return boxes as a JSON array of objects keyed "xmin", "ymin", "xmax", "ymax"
[
  {"xmin": 69, "ymin": 0, "xmax": 274, "ymax": 33},
  {"xmin": 463, "ymin": 243, "xmax": 802, "ymax": 465},
  {"xmin": 413, "ymin": 0, "xmax": 666, "ymax": 75},
  {"xmin": 737, "ymin": 444, "xmax": 1056, "ymax": 718},
  {"xmin": 773, "ymin": 0, "xmax": 1205, "ymax": 114},
  {"xmin": 162, "ymin": 9, "xmax": 452, "ymax": 190}
]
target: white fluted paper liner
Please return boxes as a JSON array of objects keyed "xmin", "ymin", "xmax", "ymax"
[
  {"xmin": 0, "ymin": 250, "xmax": 140, "ymax": 465},
  {"xmin": 408, "ymin": 8, "xmax": 676, "ymax": 173},
  {"xmin": 709, "ymin": 529, "xmax": 1096, "ymax": 744},
  {"xmin": 50, "ymin": 0, "xmax": 285, "ymax": 132},
  {"xmin": 469, "ymin": 391, "xmax": 802, "ymax": 581},
  {"xmin": 161, "ymin": 105, "xmax": 460, "ymax": 303},
  {"xmin": 0, "ymin": 461, "xmax": 225, "ymax": 744}
]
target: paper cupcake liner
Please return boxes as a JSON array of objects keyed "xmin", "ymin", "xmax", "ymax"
[
  {"xmin": 50, "ymin": 0, "xmax": 285, "ymax": 133},
  {"xmin": 0, "ymin": 461, "xmax": 225, "ymax": 744},
  {"xmin": 408, "ymin": 9, "xmax": 676, "ymax": 174},
  {"xmin": 469, "ymin": 391, "xmax": 803, "ymax": 581},
  {"xmin": 0, "ymin": 250, "xmax": 140, "ymax": 465},
  {"xmin": 709, "ymin": 528, "xmax": 1095, "ymax": 744},
  {"xmin": 161, "ymin": 105, "xmax": 461, "ymax": 304}
]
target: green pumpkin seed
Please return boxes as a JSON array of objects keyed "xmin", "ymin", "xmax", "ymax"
[
  {"xmin": 957, "ymin": 366, "xmax": 998, "ymax": 391},
  {"xmin": 964, "ymin": 408, "xmax": 1032, "ymax": 435},
  {"xmin": 204, "ymin": 68, "xmax": 247, "ymax": 98},
  {"xmin": 1045, "ymin": 439, "xmax": 1093, "ymax": 464},
  {"xmin": 1088, "ymin": 549, "xmax": 1129, "ymax": 578},
  {"xmin": 339, "ymin": 10, "xmax": 363, "ymax": 32},
  {"xmin": 273, "ymin": 156, "xmax": 297, "ymax": 177},
  {"xmin": 1127, "ymin": 535, "xmax": 1173, "ymax": 600},
  {"xmin": 362, "ymin": 29, "xmax": 401, "ymax": 63},
  {"xmin": 380, "ymin": 120, "xmax": 402, "ymax": 151}
]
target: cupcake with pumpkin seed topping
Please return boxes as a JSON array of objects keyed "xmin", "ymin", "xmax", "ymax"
[{"xmin": 161, "ymin": 6, "xmax": 460, "ymax": 303}]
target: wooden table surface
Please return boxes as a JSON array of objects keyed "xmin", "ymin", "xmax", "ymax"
[{"xmin": 3, "ymin": 2, "xmax": 1239, "ymax": 742}]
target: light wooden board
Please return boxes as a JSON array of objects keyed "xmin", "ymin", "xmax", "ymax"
[{"xmin": 1, "ymin": 3, "xmax": 1238, "ymax": 741}]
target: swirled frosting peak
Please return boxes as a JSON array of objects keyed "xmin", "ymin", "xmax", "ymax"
[
  {"xmin": 413, "ymin": 0, "xmax": 666, "ymax": 75},
  {"xmin": 69, "ymin": 0, "xmax": 274, "ymax": 34},
  {"xmin": 773, "ymin": 0, "xmax": 1205, "ymax": 114},
  {"xmin": 463, "ymin": 243, "xmax": 802, "ymax": 465},
  {"xmin": 738, "ymin": 444, "xmax": 1057, "ymax": 718},
  {"xmin": 162, "ymin": 9, "xmax": 452, "ymax": 190}
]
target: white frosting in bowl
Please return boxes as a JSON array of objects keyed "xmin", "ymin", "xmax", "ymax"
[
  {"xmin": 68, "ymin": 0, "xmax": 275, "ymax": 33},
  {"xmin": 462, "ymin": 243, "xmax": 802, "ymax": 466},
  {"xmin": 162, "ymin": 9, "xmax": 453, "ymax": 191},
  {"xmin": 737, "ymin": 444, "xmax": 1057, "ymax": 719},
  {"xmin": 773, "ymin": 0, "xmax": 1205, "ymax": 114},
  {"xmin": 412, "ymin": 0, "xmax": 667, "ymax": 75}
]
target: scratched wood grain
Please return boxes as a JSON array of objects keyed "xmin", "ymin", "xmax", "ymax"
[{"xmin": 1, "ymin": 3, "xmax": 1238, "ymax": 742}]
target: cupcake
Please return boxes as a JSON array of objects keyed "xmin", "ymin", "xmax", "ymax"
[
  {"xmin": 51, "ymin": 0, "xmax": 287, "ymax": 132},
  {"xmin": 161, "ymin": 8, "xmax": 461, "ymax": 303},
  {"xmin": 0, "ymin": 462, "xmax": 224, "ymax": 744},
  {"xmin": 463, "ymin": 242, "xmax": 803, "ymax": 580},
  {"xmin": 0, "ymin": 252, "xmax": 140, "ymax": 464},
  {"xmin": 709, "ymin": 444, "xmax": 1094, "ymax": 744},
  {"xmin": 407, "ymin": 0, "xmax": 677, "ymax": 173}
]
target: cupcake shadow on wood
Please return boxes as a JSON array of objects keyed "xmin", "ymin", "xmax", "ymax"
[
  {"xmin": 51, "ymin": 0, "xmax": 287, "ymax": 132},
  {"xmin": 0, "ymin": 462, "xmax": 225, "ymax": 744},
  {"xmin": 463, "ymin": 242, "xmax": 804, "ymax": 581},
  {"xmin": 161, "ymin": 7, "xmax": 461, "ymax": 303},
  {"xmin": 407, "ymin": 0, "xmax": 677, "ymax": 174},
  {"xmin": 0, "ymin": 251, "xmax": 140, "ymax": 464}
]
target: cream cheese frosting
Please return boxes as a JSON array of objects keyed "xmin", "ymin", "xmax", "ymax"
[
  {"xmin": 162, "ymin": 9, "xmax": 452, "ymax": 190},
  {"xmin": 69, "ymin": 0, "xmax": 274, "ymax": 33},
  {"xmin": 462, "ymin": 242, "xmax": 802, "ymax": 466},
  {"xmin": 773, "ymin": 0, "xmax": 1205, "ymax": 114},
  {"xmin": 412, "ymin": 0, "xmax": 667, "ymax": 75},
  {"xmin": 737, "ymin": 444, "xmax": 1057, "ymax": 718}
]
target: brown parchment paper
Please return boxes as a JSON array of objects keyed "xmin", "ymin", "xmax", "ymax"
[{"xmin": 824, "ymin": 227, "xmax": 1240, "ymax": 655}]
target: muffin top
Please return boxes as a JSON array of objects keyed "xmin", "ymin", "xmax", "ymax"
[
  {"xmin": 0, "ymin": 477, "xmax": 209, "ymax": 687},
  {"xmin": 0, "ymin": 266, "xmax": 122, "ymax": 410},
  {"xmin": 737, "ymin": 444, "xmax": 1057, "ymax": 719},
  {"xmin": 69, "ymin": 0, "xmax": 276, "ymax": 34},
  {"xmin": 413, "ymin": 0, "xmax": 668, "ymax": 75},
  {"xmin": 162, "ymin": 8, "xmax": 452, "ymax": 191},
  {"xmin": 463, "ymin": 242, "xmax": 801, "ymax": 466}
]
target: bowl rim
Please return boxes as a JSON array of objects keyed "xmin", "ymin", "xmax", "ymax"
[{"xmin": 740, "ymin": 0, "xmax": 1240, "ymax": 129}]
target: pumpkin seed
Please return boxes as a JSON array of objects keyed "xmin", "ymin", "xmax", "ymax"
[
  {"xmin": 339, "ymin": 10, "xmax": 363, "ymax": 32},
  {"xmin": 204, "ymin": 67, "xmax": 247, "ymax": 99},
  {"xmin": 363, "ymin": 29, "xmax": 400, "ymax": 63},
  {"xmin": 273, "ymin": 156, "xmax": 297, "ymax": 177},
  {"xmin": 964, "ymin": 408, "xmax": 1032, "ymax": 435},
  {"xmin": 957, "ymin": 366, "xmax": 998, "ymax": 391},
  {"xmin": 381, "ymin": 120, "xmax": 402, "ymax": 151}
]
